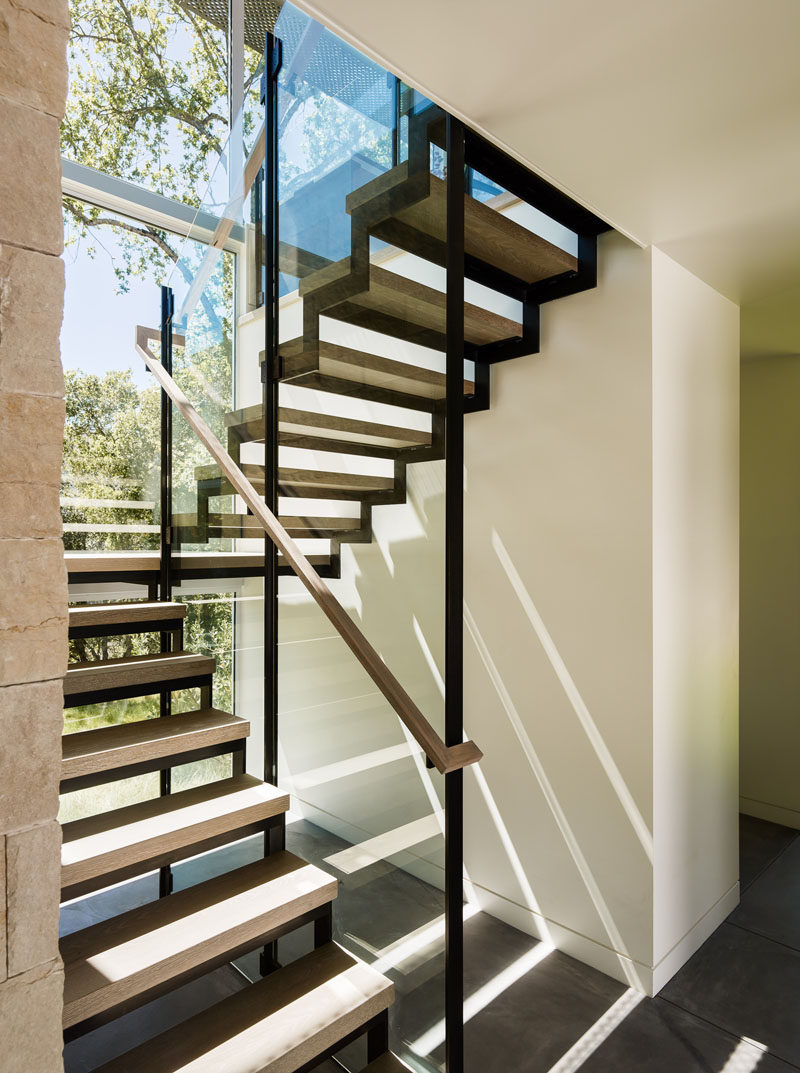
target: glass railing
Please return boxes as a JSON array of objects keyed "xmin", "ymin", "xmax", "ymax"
[
  {"xmin": 133, "ymin": 5, "xmax": 506, "ymax": 1069},
  {"xmin": 268, "ymin": 7, "xmax": 454, "ymax": 1069}
]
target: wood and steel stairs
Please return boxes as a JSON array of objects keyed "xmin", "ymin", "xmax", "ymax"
[
  {"xmin": 60, "ymin": 601, "xmax": 401, "ymax": 1070},
  {"xmin": 173, "ymin": 104, "xmax": 598, "ymax": 574},
  {"xmin": 60, "ymin": 99, "xmax": 608, "ymax": 1072}
]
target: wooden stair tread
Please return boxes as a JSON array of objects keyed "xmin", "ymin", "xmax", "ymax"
[
  {"xmin": 69, "ymin": 602, "xmax": 186, "ymax": 630},
  {"xmin": 65, "ymin": 552, "xmax": 333, "ymax": 578},
  {"xmin": 62, "ymin": 708, "xmax": 249, "ymax": 782},
  {"xmin": 91, "ymin": 942, "xmax": 393, "ymax": 1073},
  {"xmin": 61, "ymin": 852, "xmax": 337, "ymax": 1030},
  {"xmin": 174, "ymin": 513, "xmax": 361, "ymax": 539},
  {"xmin": 176, "ymin": 551, "xmax": 333, "ymax": 569},
  {"xmin": 348, "ymin": 166, "xmax": 577, "ymax": 284},
  {"xmin": 61, "ymin": 774, "xmax": 288, "ymax": 896},
  {"xmin": 65, "ymin": 551, "xmax": 162, "ymax": 575},
  {"xmin": 225, "ymin": 403, "xmax": 431, "ymax": 450},
  {"xmin": 300, "ymin": 258, "xmax": 521, "ymax": 348},
  {"xmin": 64, "ymin": 651, "xmax": 215, "ymax": 700},
  {"xmin": 277, "ymin": 339, "xmax": 475, "ymax": 400},
  {"xmin": 195, "ymin": 462, "xmax": 394, "ymax": 495}
]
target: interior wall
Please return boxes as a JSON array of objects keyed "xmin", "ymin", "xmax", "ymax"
[
  {"xmin": 0, "ymin": 0, "xmax": 70, "ymax": 1067},
  {"xmin": 462, "ymin": 235, "xmax": 740, "ymax": 994},
  {"xmin": 740, "ymin": 353, "xmax": 800, "ymax": 829},
  {"xmin": 463, "ymin": 232, "xmax": 657, "ymax": 990},
  {"xmin": 651, "ymin": 248, "xmax": 740, "ymax": 990}
]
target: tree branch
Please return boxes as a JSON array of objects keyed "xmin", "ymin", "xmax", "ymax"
[{"xmin": 64, "ymin": 199, "xmax": 226, "ymax": 339}]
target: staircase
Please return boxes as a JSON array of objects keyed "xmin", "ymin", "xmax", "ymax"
[
  {"xmin": 61, "ymin": 79, "xmax": 607, "ymax": 1073},
  {"xmin": 172, "ymin": 105, "xmax": 592, "ymax": 575},
  {"xmin": 60, "ymin": 603, "xmax": 405, "ymax": 1071}
]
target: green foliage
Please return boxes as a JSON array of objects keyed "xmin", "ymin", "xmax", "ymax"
[
  {"xmin": 62, "ymin": 368, "xmax": 161, "ymax": 551},
  {"xmin": 63, "ymin": 0, "xmax": 261, "ymax": 288}
]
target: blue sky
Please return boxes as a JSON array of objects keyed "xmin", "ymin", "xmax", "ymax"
[{"xmin": 61, "ymin": 226, "xmax": 163, "ymax": 390}]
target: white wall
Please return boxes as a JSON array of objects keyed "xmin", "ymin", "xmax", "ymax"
[
  {"xmin": 462, "ymin": 234, "xmax": 740, "ymax": 994},
  {"xmin": 740, "ymin": 353, "xmax": 800, "ymax": 829},
  {"xmin": 463, "ymin": 233, "xmax": 657, "ymax": 989},
  {"xmin": 651, "ymin": 248, "xmax": 740, "ymax": 989}
]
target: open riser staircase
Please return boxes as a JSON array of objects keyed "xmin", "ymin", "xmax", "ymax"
[
  {"xmin": 171, "ymin": 104, "xmax": 600, "ymax": 576},
  {"xmin": 60, "ymin": 51, "xmax": 608, "ymax": 1073}
]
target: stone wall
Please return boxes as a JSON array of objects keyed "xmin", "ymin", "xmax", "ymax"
[{"xmin": 0, "ymin": 0, "xmax": 70, "ymax": 1068}]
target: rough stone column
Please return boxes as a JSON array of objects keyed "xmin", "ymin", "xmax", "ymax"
[{"xmin": 0, "ymin": 0, "xmax": 70, "ymax": 1068}]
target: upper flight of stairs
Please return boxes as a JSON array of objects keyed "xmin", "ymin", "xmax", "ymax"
[
  {"xmin": 60, "ymin": 599, "xmax": 400, "ymax": 1071},
  {"xmin": 173, "ymin": 104, "xmax": 592, "ymax": 573}
]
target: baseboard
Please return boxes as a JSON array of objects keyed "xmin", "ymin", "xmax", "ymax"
[
  {"xmin": 740, "ymin": 796, "xmax": 800, "ymax": 831},
  {"xmin": 466, "ymin": 885, "xmax": 655, "ymax": 994},
  {"xmin": 650, "ymin": 880, "xmax": 740, "ymax": 994},
  {"xmin": 291, "ymin": 799, "xmax": 739, "ymax": 999}
]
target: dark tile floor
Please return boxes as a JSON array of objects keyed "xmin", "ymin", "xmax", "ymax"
[{"xmin": 63, "ymin": 813, "xmax": 800, "ymax": 1073}]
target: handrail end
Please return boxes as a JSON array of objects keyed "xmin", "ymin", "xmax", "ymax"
[{"xmin": 438, "ymin": 739, "xmax": 483, "ymax": 774}]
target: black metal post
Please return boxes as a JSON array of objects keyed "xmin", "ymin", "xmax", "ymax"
[
  {"xmin": 445, "ymin": 115, "xmax": 465, "ymax": 1073},
  {"xmin": 391, "ymin": 73, "xmax": 401, "ymax": 167},
  {"xmin": 263, "ymin": 32, "xmax": 281, "ymax": 792},
  {"xmin": 160, "ymin": 285, "xmax": 174, "ymax": 603},
  {"xmin": 159, "ymin": 284, "xmax": 174, "ymax": 899},
  {"xmin": 260, "ymin": 31, "xmax": 282, "ymax": 977}
]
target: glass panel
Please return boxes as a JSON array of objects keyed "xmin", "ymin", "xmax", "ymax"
[
  {"xmin": 61, "ymin": 205, "xmax": 164, "ymax": 553},
  {"xmin": 270, "ymin": 7, "xmax": 461, "ymax": 1067},
  {"xmin": 63, "ymin": 1, "xmax": 228, "ymax": 202},
  {"xmin": 166, "ymin": 114, "xmax": 241, "ymax": 557}
]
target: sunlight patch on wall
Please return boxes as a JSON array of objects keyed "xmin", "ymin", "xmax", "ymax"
[
  {"xmin": 469, "ymin": 760, "xmax": 552, "ymax": 941},
  {"xmin": 491, "ymin": 529, "xmax": 654, "ymax": 865},
  {"xmin": 286, "ymin": 741, "xmax": 414, "ymax": 791},
  {"xmin": 464, "ymin": 601, "xmax": 643, "ymax": 990},
  {"xmin": 413, "ymin": 616, "xmax": 445, "ymax": 699}
]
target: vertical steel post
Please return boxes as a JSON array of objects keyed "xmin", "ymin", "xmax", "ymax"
[
  {"xmin": 160, "ymin": 285, "xmax": 174, "ymax": 605},
  {"xmin": 445, "ymin": 115, "xmax": 465, "ymax": 1073},
  {"xmin": 263, "ymin": 31, "xmax": 281, "ymax": 791},
  {"xmin": 260, "ymin": 28, "xmax": 282, "ymax": 978},
  {"xmin": 159, "ymin": 283, "xmax": 174, "ymax": 899},
  {"xmin": 391, "ymin": 74, "xmax": 401, "ymax": 167}
]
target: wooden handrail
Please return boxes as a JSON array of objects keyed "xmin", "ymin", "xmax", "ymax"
[{"xmin": 136, "ymin": 329, "xmax": 482, "ymax": 775}]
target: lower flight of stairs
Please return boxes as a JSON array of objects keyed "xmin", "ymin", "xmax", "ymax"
[{"xmin": 61, "ymin": 599, "xmax": 404, "ymax": 1072}]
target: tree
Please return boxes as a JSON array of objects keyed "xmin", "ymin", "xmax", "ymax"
[
  {"xmin": 63, "ymin": 0, "xmax": 261, "ymax": 287},
  {"xmin": 61, "ymin": 368, "xmax": 161, "ymax": 553},
  {"xmin": 63, "ymin": 366, "xmax": 234, "ymax": 726}
]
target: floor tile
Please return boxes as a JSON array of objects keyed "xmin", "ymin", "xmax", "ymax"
[
  {"xmin": 739, "ymin": 814, "xmax": 798, "ymax": 892},
  {"xmin": 661, "ymin": 922, "xmax": 800, "ymax": 1067},
  {"xmin": 397, "ymin": 913, "xmax": 627, "ymax": 1073},
  {"xmin": 729, "ymin": 837, "xmax": 800, "ymax": 952},
  {"xmin": 581, "ymin": 996, "xmax": 797, "ymax": 1073}
]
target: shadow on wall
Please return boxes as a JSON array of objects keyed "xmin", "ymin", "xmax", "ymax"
[{"xmin": 276, "ymin": 442, "xmax": 653, "ymax": 991}]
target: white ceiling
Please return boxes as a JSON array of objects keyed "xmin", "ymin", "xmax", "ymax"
[{"xmin": 295, "ymin": 0, "xmax": 800, "ymax": 356}]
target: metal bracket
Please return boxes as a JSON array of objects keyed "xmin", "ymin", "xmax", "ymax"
[
  {"xmin": 270, "ymin": 36, "xmax": 283, "ymax": 79},
  {"xmin": 261, "ymin": 353, "xmax": 283, "ymax": 381}
]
